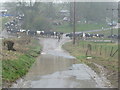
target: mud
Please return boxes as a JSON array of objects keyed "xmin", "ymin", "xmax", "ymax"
[{"xmin": 11, "ymin": 35, "xmax": 111, "ymax": 88}]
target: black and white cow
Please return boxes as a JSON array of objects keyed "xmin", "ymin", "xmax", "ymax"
[{"xmin": 28, "ymin": 30, "xmax": 37, "ymax": 36}]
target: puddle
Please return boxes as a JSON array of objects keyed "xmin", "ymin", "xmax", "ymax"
[
  {"xmin": 25, "ymin": 54, "xmax": 75, "ymax": 80},
  {"xmin": 11, "ymin": 37, "xmax": 109, "ymax": 88}
]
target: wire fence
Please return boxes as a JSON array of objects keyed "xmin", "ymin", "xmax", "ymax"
[{"xmin": 77, "ymin": 40, "xmax": 118, "ymax": 60}]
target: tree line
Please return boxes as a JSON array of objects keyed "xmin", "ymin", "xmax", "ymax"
[{"xmin": 3, "ymin": 1, "xmax": 118, "ymax": 31}]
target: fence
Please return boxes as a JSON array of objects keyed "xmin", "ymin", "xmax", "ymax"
[{"xmin": 77, "ymin": 40, "xmax": 118, "ymax": 60}]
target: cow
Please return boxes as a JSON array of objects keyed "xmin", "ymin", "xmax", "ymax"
[
  {"xmin": 28, "ymin": 30, "xmax": 37, "ymax": 36},
  {"xmin": 66, "ymin": 33, "xmax": 73, "ymax": 39},
  {"xmin": 66, "ymin": 33, "xmax": 80, "ymax": 39},
  {"xmin": 36, "ymin": 31, "xmax": 42, "ymax": 35},
  {"xmin": 108, "ymin": 35, "xmax": 118, "ymax": 39}
]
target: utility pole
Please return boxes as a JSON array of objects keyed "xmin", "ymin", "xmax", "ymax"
[
  {"xmin": 73, "ymin": 1, "xmax": 76, "ymax": 45},
  {"xmin": 106, "ymin": 8, "xmax": 119, "ymax": 43},
  {"xmin": 69, "ymin": 2, "xmax": 72, "ymax": 26}
]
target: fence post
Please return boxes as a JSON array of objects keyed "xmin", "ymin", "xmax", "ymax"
[
  {"xmin": 105, "ymin": 47, "xmax": 107, "ymax": 57},
  {"xmin": 86, "ymin": 44, "xmax": 92, "ymax": 57},
  {"xmin": 110, "ymin": 47, "xmax": 114, "ymax": 56},
  {"xmin": 94, "ymin": 45, "xmax": 96, "ymax": 50},
  {"xmin": 96, "ymin": 45, "xmax": 99, "ymax": 54},
  {"xmin": 83, "ymin": 42, "xmax": 84, "ymax": 48},
  {"xmin": 100, "ymin": 45, "xmax": 102, "ymax": 55}
]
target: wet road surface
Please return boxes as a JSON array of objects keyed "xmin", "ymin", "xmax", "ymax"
[{"xmin": 11, "ymin": 35, "xmax": 109, "ymax": 88}]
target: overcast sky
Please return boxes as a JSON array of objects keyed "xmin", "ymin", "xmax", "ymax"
[{"xmin": 0, "ymin": 0, "xmax": 119, "ymax": 3}]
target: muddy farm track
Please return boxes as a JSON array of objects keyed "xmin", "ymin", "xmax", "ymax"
[{"xmin": 11, "ymin": 35, "xmax": 111, "ymax": 88}]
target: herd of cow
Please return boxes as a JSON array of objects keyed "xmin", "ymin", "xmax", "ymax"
[
  {"xmin": 66, "ymin": 32, "xmax": 119, "ymax": 40},
  {"xmin": 66, "ymin": 32, "xmax": 104, "ymax": 39},
  {"xmin": 26, "ymin": 30, "xmax": 64, "ymax": 38},
  {"xmin": 5, "ymin": 14, "xmax": 24, "ymax": 32},
  {"xmin": 4, "ymin": 13, "xmax": 119, "ymax": 40},
  {"xmin": 4, "ymin": 13, "xmax": 64, "ymax": 38},
  {"xmin": 5, "ymin": 27, "xmax": 119, "ymax": 40},
  {"xmin": 6, "ymin": 29, "xmax": 64, "ymax": 38}
]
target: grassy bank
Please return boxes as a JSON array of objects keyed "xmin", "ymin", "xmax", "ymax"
[
  {"xmin": 62, "ymin": 41, "xmax": 118, "ymax": 87},
  {"xmin": 2, "ymin": 37, "xmax": 42, "ymax": 87},
  {"xmin": 54, "ymin": 22, "xmax": 108, "ymax": 33}
]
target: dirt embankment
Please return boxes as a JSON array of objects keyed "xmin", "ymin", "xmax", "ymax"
[{"xmin": 1, "ymin": 36, "xmax": 42, "ymax": 88}]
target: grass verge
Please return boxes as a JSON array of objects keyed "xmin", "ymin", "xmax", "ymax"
[
  {"xmin": 2, "ymin": 37, "xmax": 42, "ymax": 87},
  {"xmin": 62, "ymin": 41, "xmax": 118, "ymax": 87}
]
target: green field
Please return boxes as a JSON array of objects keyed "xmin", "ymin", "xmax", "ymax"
[
  {"xmin": 62, "ymin": 41, "xmax": 118, "ymax": 87},
  {"xmin": 54, "ymin": 22, "xmax": 109, "ymax": 33}
]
